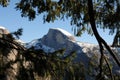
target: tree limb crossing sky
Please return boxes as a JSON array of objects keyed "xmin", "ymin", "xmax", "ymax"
[{"xmin": 0, "ymin": 0, "xmax": 115, "ymax": 44}]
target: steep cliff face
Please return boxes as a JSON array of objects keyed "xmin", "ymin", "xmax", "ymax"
[
  {"xmin": 41, "ymin": 28, "xmax": 80, "ymax": 54},
  {"xmin": 26, "ymin": 28, "xmax": 120, "ymax": 76},
  {"xmin": 0, "ymin": 26, "xmax": 120, "ymax": 80},
  {"xmin": 26, "ymin": 28, "xmax": 92, "ymax": 64}
]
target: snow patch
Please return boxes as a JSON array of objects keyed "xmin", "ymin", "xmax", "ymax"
[
  {"xmin": 51, "ymin": 28, "xmax": 72, "ymax": 36},
  {"xmin": 0, "ymin": 26, "xmax": 6, "ymax": 29},
  {"xmin": 77, "ymin": 42, "xmax": 97, "ymax": 47},
  {"xmin": 25, "ymin": 39, "xmax": 55, "ymax": 53}
]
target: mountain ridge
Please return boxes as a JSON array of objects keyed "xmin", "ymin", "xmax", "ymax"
[
  {"xmin": 0, "ymin": 26, "xmax": 119, "ymax": 77},
  {"xmin": 25, "ymin": 28, "xmax": 120, "ymax": 75}
]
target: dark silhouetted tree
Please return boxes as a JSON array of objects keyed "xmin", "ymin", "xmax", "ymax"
[{"xmin": 0, "ymin": 0, "xmax": 120, "ymax": 80}]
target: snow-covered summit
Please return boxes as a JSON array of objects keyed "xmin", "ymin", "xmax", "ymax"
[
  {"xmin": 25, "ymin": 28, "xmax": 78, "ymax": 53},
  {"xmin": 26, "ymin": 28, "xmax": 100, "ymax": 60},
  {"xmin": 25, "ymin": 28, "xmax": 120, "ymax": 75},
  {"xmin": 51, "ymin": 28, "xmax": 72, "ymax": 36}
]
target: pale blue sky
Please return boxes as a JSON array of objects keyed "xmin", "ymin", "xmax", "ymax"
[{"xmin": 0, "ymin": 1, "xmax": 115, "ymax": 44}]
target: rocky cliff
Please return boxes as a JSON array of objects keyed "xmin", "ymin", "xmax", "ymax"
[
  {"xmin": 0, "ymin": 26, "xmax": 19, "ymax": 80},
  {"xmin": 26, "ymin": 28, "xmax": 120, "ymax": 75},
  {"xmin": 0, "ymin": 26, "xmax": 120, "ymax": 80}
]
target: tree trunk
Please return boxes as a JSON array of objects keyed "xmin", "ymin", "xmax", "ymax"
[
  {"xmin": 112, "ymin": 30, "xmax": 120, "ymax": 47},
  {"xmin": 87, "ymin": 0, "xmax": 120, "ymax": 67}
]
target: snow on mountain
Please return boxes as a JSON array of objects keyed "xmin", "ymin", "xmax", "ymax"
[
  {"xmin": 53, "ymin": 28, "xmax": 73, "ymax": 36},
  {"xmin": 0, "ymin": 26, "xmax": 6, "ymax": 29},
  {"xmin": 0, "ymin": 26, "xmax": 9, "ymax": 34},
  {"xmin": 77, "ymin": 42, "xmax": 98, "ymax": 52},
  {"xmin": 25, "ymin": 28, "xmax": 97, "ymax": 66},
  {"xmin": 0, "ymin": 26, "xmax": 119, "ymax": 78},
  {"xmin": 14, "ymin": 39, "xmax": 25, "ymax": 45},
  {"xmin": 25, "ymin": 28, "xmax": 120, "ymax": 75},
  {"xmin": 25, "ymin": 28, "xmax": 120, "ymax": 59},
  {"xmin": 25, "ymin": 39, "xmax": 55, "ymax": 53},
  {"xmin": 40, "ymin": 28, "xmax": 77, "ymax": 53}
]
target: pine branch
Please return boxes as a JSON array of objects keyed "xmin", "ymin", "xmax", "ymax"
[
  {"xmin": 88, "ymin": 0, "xmax": 120, "ymax": 67},
  {"xmin": 103, "ymin": 55, "xmax": 114, "ymax": 80},
  {"xmin": 0, "ymin": 37, "xmax": 26, "ymax": 51},
  {"xmin": 88, "ymin": 0, "xmax": 120, "ymax": 79}
]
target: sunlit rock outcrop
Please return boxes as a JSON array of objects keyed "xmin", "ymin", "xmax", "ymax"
[
  {"xmin": 0, "ymin": 27, "xmax": 119, "ymax": 80},
  {"xmin": 0, "ymin": 26, "xmax": 19, "ymax": 80}
]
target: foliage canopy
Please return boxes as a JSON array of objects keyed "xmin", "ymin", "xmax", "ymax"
[
  {"xmin": 0, "ymin": 0, "xmax": 120, "ymax": 80},
  {"xmin": 14, "ymin": 0, "xmax": 120, "ymax": 35}
]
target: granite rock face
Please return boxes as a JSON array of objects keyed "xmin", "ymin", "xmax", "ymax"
[
  {"xmin": 40, "ymin": 28, "xmax": 93, "ymax": 66},
  {"xmin": 26, "ymin": 28, "xmax": 120, "ymax": 76},
  {"xmin": 41, "ymin": 28, "xmax": 80, "ymax": 54},
  {"xmin": 0, "ymin": 26, "xmax": 119, "ymax": 80},
  {"xmin": 0, "ymin": 26, "xmax": 19, "ymax": 80}
]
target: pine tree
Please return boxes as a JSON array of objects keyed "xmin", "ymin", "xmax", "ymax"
[{"xmin": 0, "ymin": 0, "xmax": 120, "ymax": 80}]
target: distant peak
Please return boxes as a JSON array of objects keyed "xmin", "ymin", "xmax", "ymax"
[{"xmin": 48, "ymin": 28, "xmax": 76, "ymax": 41}]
